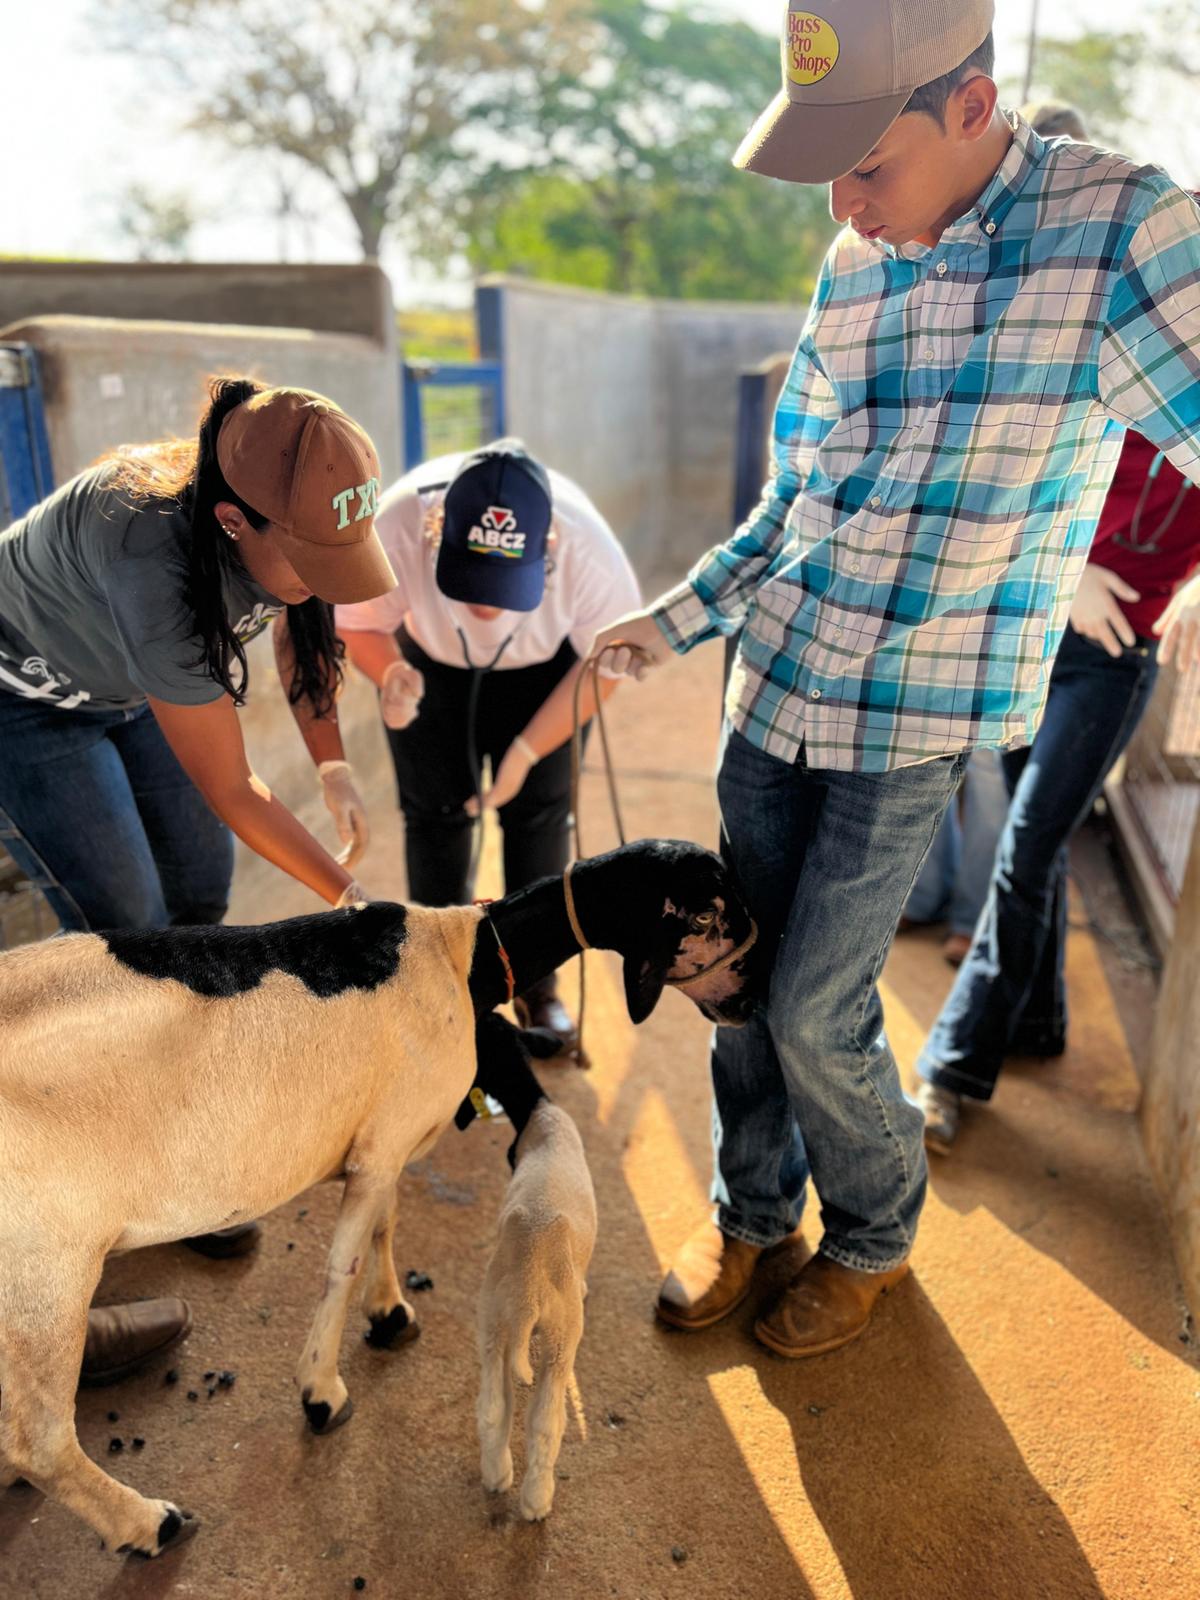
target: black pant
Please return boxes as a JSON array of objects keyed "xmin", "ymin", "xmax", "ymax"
[{"xmin": 387, "ymin": 628, "xmax": 579, "ymax": 909}]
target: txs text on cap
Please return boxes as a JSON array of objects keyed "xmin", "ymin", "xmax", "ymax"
[
  {"xmin": 734, "ymin": 0, "xmax": 995, "ymax": 185},
  {"xmin": 216, "ymin": 386, "xmax": 396, "ymax": 606},
  {"xmin": 436, "ymin": 442, "xmax": 553, "ymax": 613}
]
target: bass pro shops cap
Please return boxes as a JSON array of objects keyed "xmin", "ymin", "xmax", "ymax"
[
  {"xmin": 436, "ymin": 442, "xmax": 553, "ymax": 613},
  {"xmin": 217, "ymin": 387, "xmax": 396, "ymax": 605},
  {"xmin": 734, "ymin": 0, "xmax": 995, "ymax": 185}
]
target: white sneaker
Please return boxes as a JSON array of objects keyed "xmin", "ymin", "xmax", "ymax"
[{"xmin": 915, "ymin": 1082, "xmax": 961, "ymax": 1154}]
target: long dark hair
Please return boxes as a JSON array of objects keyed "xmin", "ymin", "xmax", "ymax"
[{"xmin": 99, "ymin": 375, "xmax": 345, "ymax": 715}]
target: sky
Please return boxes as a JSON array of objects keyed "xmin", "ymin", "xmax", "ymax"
[{"xmin": 1, "ymin": 0, "xmax": 1194, "ymax": 306}]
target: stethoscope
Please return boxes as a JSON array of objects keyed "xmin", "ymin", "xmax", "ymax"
[{"xmin": 1113, "ymin": 451, "xmax": 1193, "ymax": 554}]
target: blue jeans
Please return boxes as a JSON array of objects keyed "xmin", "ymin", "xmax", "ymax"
[
  {"xmin": 0, "ymin": 692, "xmax": 233, "ymax": 933},
  {"xmin": 904, "ymin": 748, "xmax": 1010, "ymax": 936},
  {"xmin": 918, "ymin": 626, "xmax": 1160, "ymax": 1100},
  {"xmin": 711, "ymin": 728, "xmax": 966, "ymax": 1270}
]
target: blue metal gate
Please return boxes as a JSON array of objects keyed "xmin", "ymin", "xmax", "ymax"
[
  {"xmin": 0, "ymin": 343, "xmax": 53, "ymax": 525},
  {"xmin": 401, "ymin": 358, "xmax": 505, "ymax": 469}
]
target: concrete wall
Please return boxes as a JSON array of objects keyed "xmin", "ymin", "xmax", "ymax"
[
  {"xmin": 1142, "ymin": 813, "xmax": 1200, "ymax": 1317},
  {"xmin": 0, "ymin": 261, "xmax": 395, "ymax": 347},
  {"xmin": 488, "ymin": 276, "xmax": 802, "ymax": 578},
  {"xmin": 0, "ymin": 314, "xmax": 400, "ymax": 485}
]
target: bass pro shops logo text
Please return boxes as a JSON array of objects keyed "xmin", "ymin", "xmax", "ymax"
[{"xmin": 467, "ymin": 506, "xmax": 527, "ymax": 559}]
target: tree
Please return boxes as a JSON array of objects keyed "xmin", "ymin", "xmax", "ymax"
[
  {"xmin": 112, "ymin": 183, "xmax": 197, "ymax": 261},
  {"xmin": 1011, "ymin": 28, "xmax": 1146, "ymax": 149},
  {"xmin": 92, "ymin": 0, "xmax": 585, "ymax": 260},
  {"xmin": 449, "ymin": 0, "xmax": 836, "ymax": 301}
]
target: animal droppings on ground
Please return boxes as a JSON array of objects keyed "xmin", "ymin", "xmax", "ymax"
[
  {"xmin": 218, "ymin": 1370, "xmax": 237, "ymax": 1388},
  {"xmin": 186, "ymin": 1391, "xmax": 198, "ymax": 1402},
  {"xmin": 298, "ymin": 1208, "xmax": 308, "ymax": 1219},
  {"xmin": 108, "ymin": 1439, "xmax": 122, "ymax": 1454},
  {"xmin": 405, "ymin": 1270, "xmax": 434, "ymax": 1292},
  {"xmin": 164, "ymin": 1369, "xmax": 179, "ymax": 1386},
  {"xmin": 604, "ymin": 1411, "xmax": 625, "ymax": 1428},
  {"xmin": 287, "ymin": 1242, "xmax": 296, "ymax": 1251},
  {"xmin": 807, "ymin": 1404, "xmax": 824, "ymax": 1417},
  {"xmin": 671, "ymin": 1546, "xmax": 688, "ymax": 1564},
  {"xmin": 353, "ymin": 1579, "xmax": 367, "ymax": 1592},
  {"xmin": 132, "ymin": 1439, "xmax": 145, "ymax": 1451},
  {"xmin": 106, "ymin": 1411, "xmax": 118, "ymax": 1423}
]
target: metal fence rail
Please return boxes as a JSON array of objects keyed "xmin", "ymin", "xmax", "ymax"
[{"xmin": 401, "ymin": 360, "xmax": 505, "ymax": 469}]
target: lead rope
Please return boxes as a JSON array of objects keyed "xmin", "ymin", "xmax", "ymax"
[{"xmin": 567, "ymin": 642, "xmax": 652, "ymax": 1065}]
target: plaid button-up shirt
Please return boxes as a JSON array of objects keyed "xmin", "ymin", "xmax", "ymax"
[{"xmin": 653, "ymin": 117, "xmax": 1200, "ymax": 771}]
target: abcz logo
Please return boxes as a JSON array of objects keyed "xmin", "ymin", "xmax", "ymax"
[{"xmin": 467, "ymin": 505, "xmax": 526, "ymax": 559}]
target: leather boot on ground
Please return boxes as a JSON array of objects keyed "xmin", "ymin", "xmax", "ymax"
[
  {"xmin": 79, "ymin": 1298, "xmax": 193, "ymax": 1388},
  {"xmin": 915, "ymin": 1080, "xmax": 961, "ymax": 1154},
  {"xmin": 754, "ymin": 1254, "xmax": 910, "ymax": 1359},
  {"xmin": 182, "ymin": 1220, "xmax": 262, "ymax": 1259},
  {"xmin": 656, "ymin": 1218, "xmax": 764, "ymax": 1331}
]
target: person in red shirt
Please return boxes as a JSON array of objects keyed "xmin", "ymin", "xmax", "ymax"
[{"xmin": 916, "ymin": 423, "xmax": 1200, "ymax": 1149}]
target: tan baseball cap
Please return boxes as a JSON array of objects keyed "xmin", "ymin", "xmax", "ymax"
[
  {"xmin": 216, "ymin": 387, "xmax": 396, "ymax": 605},
  {"xmin": 734, "ymin": 0, "xmax": 995, "ymax": 185}
]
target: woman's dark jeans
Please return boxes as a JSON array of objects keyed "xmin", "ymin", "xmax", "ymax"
[
  {"xmin": 0, "ymin": 692, "xmax": 233, "ymax": 933},
  {"xmin": 918, "ymin": 626, "xmax": 1160, "ymax": 1100}
]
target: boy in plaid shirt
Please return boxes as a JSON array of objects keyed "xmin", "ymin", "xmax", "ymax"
[{"xmin": 592, "ymin": 0, "xmax": 1200, "ymax": 1357}]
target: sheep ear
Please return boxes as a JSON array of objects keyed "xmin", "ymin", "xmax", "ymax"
[{"xmin": 623, "ymin": 954, "xmax": 666, "ymax": 1025}]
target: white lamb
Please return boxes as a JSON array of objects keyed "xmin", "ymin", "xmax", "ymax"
[{"xmin": 468, "ymin": 1016, "xmax": 597, "ymax": 1521}]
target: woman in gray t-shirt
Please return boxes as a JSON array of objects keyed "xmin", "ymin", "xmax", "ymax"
[{"xmin": 0, "ymin": 375, "xmax": 395, "ymax": 935}]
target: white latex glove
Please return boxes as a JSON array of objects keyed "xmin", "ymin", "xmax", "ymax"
[
  {"xmin": 318, "ymin": 759, "xmax": 370, "ymax": 869},
  {"xmin": 380, "ymin": 659, "xmax": 425, "ymax": 730},
  {"xmin": 1154, "ymin": 571, "xmax": 1200, "ymax": 671},
  {"xmin": 1069, "ymin": 565, "xmax": 1140, "ymax": 658},
  {"xmin": 587, "ymin": 610, "xmax": 668, "ymax": 680},
  {"xmin": 465, "ymin": 734, "xmax": 538, "ymax": 817},
  {"xmin": 335, "ymin": 880, "xmax": 371, "ymax": 909}
]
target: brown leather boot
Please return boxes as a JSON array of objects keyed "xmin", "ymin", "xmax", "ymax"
[
  {"xmin": 79, "ymin": 1298, "xmax": 193, "ymax": 1388},
  {"xmin": 656, "ymin": 1219, "xmax": 764, "ymax": 1331},
  {"xmin": 754, "ymin": 1254, "xmax": 910, "ymax": 1359},
  {"xmin": 182, "ymin": 1220, "xmax": 262, "ymax": 1259}
]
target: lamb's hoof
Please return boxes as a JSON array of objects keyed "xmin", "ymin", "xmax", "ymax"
[
  {"xmin": 304, "ymin": 1393, "xmax": 354, "ymax": 1435},
  {"xmin": 120, "ymin": 1507, "xmax": 200, "ymax": 1559},
  {"xmin": 520, "ymin": 1495, "xmax": 553, "ymax": 1523},
  {"xmin": 364, "ymin": 1304, "xmax": 421, "ymax": 1350},
  {"xmin": 482, "ymin": 1468, "xmax": 514, "ymax": 1495}
]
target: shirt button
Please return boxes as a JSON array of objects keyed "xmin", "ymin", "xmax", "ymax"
[
  {"xmin": 984, "ymin": 220, "xmax": 997, "ymax": 235},
  {"xmin": 923, "ymin": 347, "xmax": 935, "ymax": 361},
  {"xmin": 936, "ymin": 260, "xmax": 948, "ymax": 276},
  {"xmin": 810, "ymin": 689, "xmax": 822, "ymax": 701},
  {"xmin": 870, "ymin": 495, "xmax": 882, "ymax": 508},
  {"xmin": 850, "ymin": 561, "xmax": 861, "ymax": 574}
]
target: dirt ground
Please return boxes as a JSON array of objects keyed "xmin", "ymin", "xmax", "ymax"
[{"xmin": 2, "ymin": 642, "xmax": 1197, "ymax": 1600}]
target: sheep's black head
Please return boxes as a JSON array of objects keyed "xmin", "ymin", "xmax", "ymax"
[{"xmin": 575, "ymin": 840, "xmax": 760, "ymax": 1027}]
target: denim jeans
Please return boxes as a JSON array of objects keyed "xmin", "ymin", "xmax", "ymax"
[
  {"xmin": 918, "ymin": 626, "xmax": 1160, "ymax": 1100},
  {"xmin": 904, "ymin": 748, "xmax": 1010, "ymax": 936},
  {"xmin": 386, "ymin": 629, "xmax": 579, "ymax": 906},
  {"xmin": 711, "ymin": 728, "xmax": 966, "ymax": 1270},
  {"xmin": 0, "ymin": 691, "xmax": 233, "ymax": 933}
]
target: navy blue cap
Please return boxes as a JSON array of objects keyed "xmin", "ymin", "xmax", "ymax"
[{"xmin": 436, "ymin": 443, "xmax": 552, "ymax": 612}]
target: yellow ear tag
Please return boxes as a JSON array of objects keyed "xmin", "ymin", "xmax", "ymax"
[{"xmin": 469, "ymin": 1087, "xmax": 492, "ymax": 1119}]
